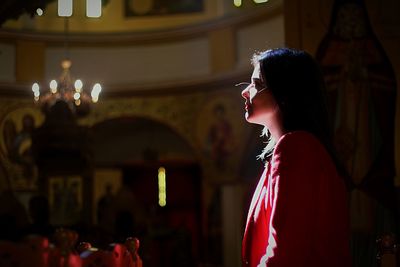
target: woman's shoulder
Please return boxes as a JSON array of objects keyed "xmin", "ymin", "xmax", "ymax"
[
  {"xmin": 272, "ymin": 130, "xmax": 328, "ymax": 161},
  {"xmin": 271, "ymin": 131, "xmax": 333, "ymax": 173}
]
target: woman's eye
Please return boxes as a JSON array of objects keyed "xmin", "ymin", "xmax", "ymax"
[{"xmin": 254, "ymin": 83, "xmax": 263, "ymax": 90}]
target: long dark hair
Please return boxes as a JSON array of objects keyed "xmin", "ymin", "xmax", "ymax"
[{"xmin": 254, "ymin": 48, "xmax": 350, "ymax": 185}]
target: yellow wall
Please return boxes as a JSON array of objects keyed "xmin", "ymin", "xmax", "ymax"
[
  {"xmin": 2, "ymin": 0, "xmax": 271, "ymax": 33},
  {"xmin": 16, "ymin": 41, "xmax": 45, "ymax": 82}
]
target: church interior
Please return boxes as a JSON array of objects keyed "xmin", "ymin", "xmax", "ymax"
[{"xmin": 0, "ymin": 0, "xmax": 399, "ymax": 266}]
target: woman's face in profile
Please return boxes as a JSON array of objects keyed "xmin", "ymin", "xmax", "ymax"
[{"xmin": 241, "ymin": 63, "xmax": 279, "ymax": 126}]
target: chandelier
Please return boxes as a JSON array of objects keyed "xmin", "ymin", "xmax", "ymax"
[{"xmin": 31, "ymin": 18, "xmax": 101, "ymax": 117}]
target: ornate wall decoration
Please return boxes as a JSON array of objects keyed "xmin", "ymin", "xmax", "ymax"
[
  {"xmin": 316, "ymin": 0, "xmax": 398, "ymax": 266},
  {"xmin": 48, "ymin": 175, "xmax": 83, "ymax": 225},
  {"xmin": 81, "ymin": 93, "xmax": 207, "ymax": 157},
  {"xmin": 317, "ymin": 0, "xmax": 397, "ymax": 209},
  {"xmin": 0, "ymin": 85, "xmax": 250, "ymax": 189},
  {"xmin": 195, "ymin": 90, "xmax": 248, "ymax": 180},
  {"xmin": 0, "ymin": 99, "xmax": 44, "ymax": 191}
]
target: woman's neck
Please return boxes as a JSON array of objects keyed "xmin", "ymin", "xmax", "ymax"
[{"xmin": 264, "ymin": 112, "xmax": 285, "ymax": 141}]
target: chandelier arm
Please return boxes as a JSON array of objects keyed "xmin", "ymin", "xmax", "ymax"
[{"xmin": 64, "ymin": 17, "xmax": 70, "ymax": 61}]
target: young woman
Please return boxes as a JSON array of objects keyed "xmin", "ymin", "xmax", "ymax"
[{"xmin": 240, "ymin": 48, "xmax": 351, "ymax": 267}]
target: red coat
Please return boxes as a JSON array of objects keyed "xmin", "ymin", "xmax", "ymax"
[{"xmin": 242, "ymin": 131, "xmax": 352, "ymax": 267}]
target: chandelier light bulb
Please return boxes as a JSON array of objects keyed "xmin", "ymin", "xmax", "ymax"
[
  {"xmin": 34, "ymin": 91, "xmax": 40, "ymax": 97},
  {"xmin": 32, "ymin": 83, "xmax": 40, "ymax": 93},
  {"xmin": 74, "ymin": 79, "xmax": 83, "ymax": 92},
  {"xmin": 50, "ymin": 80, "xmax": 57, "ymax": 89},
  {"xmin": 73, "ymin": 92, "xmax": 81, "ymax": 100},
  {"xmin": 50, "ymin": 80, "xmax": 58, "ymax": 93},
  {"xmin": 36, "ymin": 8, "xmax": 44, "ymax": 16},
  {"xmin": 91, "ymin": 83, "xmax": 102, "ymax": 102},
  {"xmin": 92, "ymin": 83, "xmax": 102, "ymax": 94},
  {"xmin": 233, "ymin": 0, "xmax": 242, "ymax": 7}
]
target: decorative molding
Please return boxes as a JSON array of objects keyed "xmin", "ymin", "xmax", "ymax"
[{"xmin": 0, "ymin": 4, "xmax": 283, "ymax": 46}]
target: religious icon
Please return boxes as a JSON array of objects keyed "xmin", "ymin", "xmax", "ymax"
[
  {"xmin": 206, "ymin": 104, "xmax": 234, "ymax": 170},
  {"xmin": 0, "ymin": 109, "xmax": 43, "ymax": 191},
  {"xmin": 49, "ymin": 176, "xmax": 83, "ymax": 225}
]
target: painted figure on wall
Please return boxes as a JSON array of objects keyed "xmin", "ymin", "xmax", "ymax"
[
  {"xmin": 3, "ymin": 119, "xmax": 17, "ymax": 158},
  {"xmin": 1, "ymin": 113, "xmax": 38, "ymax": 190},
  {"xmin": 316, "ymin": 0, "xmax": 397, "ymax": 266},
  {"xmin": 206, "ymin": 104, "xmax": 234, "ymax": 170},
  {"xmin": 49, "ymin": 176, "xmax": 82, "ymax": 226},
  {"xmin": 97, "ymin": 183, "xmax": 116, "ymax": 229}
]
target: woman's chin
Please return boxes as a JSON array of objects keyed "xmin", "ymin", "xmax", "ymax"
[
  {"xmin": 245, "ymin": 112, "xmax": 256, "ymax": 123},
  {"xmin": 246, "ymin": 114, "xmax": 266, "ymax": 126}
]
